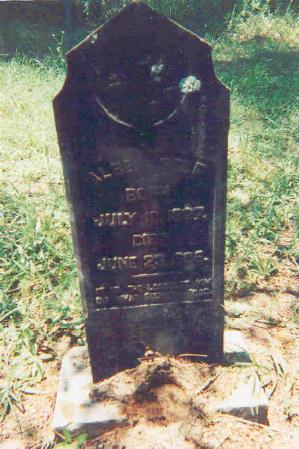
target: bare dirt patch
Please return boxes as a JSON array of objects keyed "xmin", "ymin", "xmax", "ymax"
[{"xmin": 1, "ymin": 291, "xmax": 298, "ymax": 449}]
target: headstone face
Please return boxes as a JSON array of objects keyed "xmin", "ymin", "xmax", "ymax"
[{"xmin": 54, "ymin": 2, "xmax": 230, "ymax": 382}]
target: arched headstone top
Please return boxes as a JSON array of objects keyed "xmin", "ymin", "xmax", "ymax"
[{"xmin": 58, "ymin": 2, "xmax": 222, "ymax": 131}]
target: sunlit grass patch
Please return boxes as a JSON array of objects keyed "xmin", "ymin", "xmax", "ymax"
[
  {"xmin": 0, "ymin": 190, "xmax": 84, "ymax": 420},
  {"xmin": 228, "ymin": 8, "xmax": 299, "ymax": 47},
  {"xmin": 0, "ymin": 59, "xmax": 84, "ymax": 420},
  {"xmin": 211, "ymin": 9, "xmax": 299, "ymax": 294}
]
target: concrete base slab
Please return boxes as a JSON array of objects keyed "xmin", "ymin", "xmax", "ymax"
[
  {"xmin": 53, "ymin": 332, "xmax": 267, "ymax": 437},
  {"xmin": 52, "ymin": 347, "xmax": 127, "ymax": 438}
]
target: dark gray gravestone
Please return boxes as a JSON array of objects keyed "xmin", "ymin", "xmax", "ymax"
[{"xmin": 54, "ymin": 1, "xmax": 230, "ymax": 382}]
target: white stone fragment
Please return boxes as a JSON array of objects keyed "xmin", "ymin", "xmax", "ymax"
[
  {"xmin": 223, "ymin": 329, "xmax": 252, "ymax": 364},
  {"xmin": 217, "ymin": 373, "xmax": 269, "ymax": 423},
  {"xmin": 224, "ymin": 330, "xmax": 248, "ymax": 354}
]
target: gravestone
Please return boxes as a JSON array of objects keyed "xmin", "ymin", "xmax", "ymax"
[{"xmin": 54, "ymin": 1, "xmax": 230, "ymax": 382}]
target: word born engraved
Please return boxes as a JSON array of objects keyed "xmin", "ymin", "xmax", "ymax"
[{"xmin": 126, "ymin": 186, "xmax": 170, "ymax": 202}]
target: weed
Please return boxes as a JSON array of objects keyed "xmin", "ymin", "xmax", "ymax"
[{"xmin": 53, "ymin": 430, "xmax": 88, "ymax": 449}]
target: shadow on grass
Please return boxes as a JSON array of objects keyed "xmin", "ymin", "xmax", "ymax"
[
  {"xmin": 215, "ymin": 36, "xmax": 299, "ymax": 119},
  {"xmin": 0, "ymin": 20, "xmax": 88, "ymax": 60},
  {"xmin": 1, "ymin": 21, "xmax": 298, "ymax": 126}
]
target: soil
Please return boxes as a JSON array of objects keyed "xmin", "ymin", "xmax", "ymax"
[{"xmin": 0, "ymin": 288, "xmax": 298, "ymax": 449}]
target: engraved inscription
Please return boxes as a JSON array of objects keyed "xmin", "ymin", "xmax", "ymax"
[
  {"xmin": 89, "ymin": 157, "xmax": 192, "ymax": 185},
  {"xmin": 88, "ymin": 156, "xmax": 213, "ymax": 308},
  {"xmin": 97, "ymin": 249, "xmax": 208, "ymax": 272},
  {"xmin": 90, "ymin": 159, "xmax": 135, "ymax": 182},
  {"xmin": 93, "ymin": 206, "xmax": 207, "ymax": 228},
  {"xmin": 94, "ymin": 277, "xmax": 212, "ymax": 306},
  {"xmin": 94, "ymin": 212, "xmax": 138, "ymax": 227},
  {"xmin": 132, "ymin": 232, "xmax": 167, "ymax": 247},
  {"xmin": 97, "ymin": 256, "xmax": 138, "ymax": 271},
  {"xmin": 126, "ymin": 186, "xmax": 170, "ymax": 202}
]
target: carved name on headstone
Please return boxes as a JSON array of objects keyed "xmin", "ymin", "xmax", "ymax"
[{"xmin": 54, "ymin": 2, "xmax": 230, "ymax": 382}]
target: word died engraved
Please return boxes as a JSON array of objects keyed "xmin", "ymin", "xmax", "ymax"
[{"xmin": 132, "ymin": 232, "xmax": 167, "ymax": 247}]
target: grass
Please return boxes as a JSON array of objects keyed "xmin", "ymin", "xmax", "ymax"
[
  {"xmin": 0, "ymin": 60, "xmax": 84, "ymax": 420},
  {"xmin": 215, "ymin": 10, "xmax": 299, "ymax": 293},
  {"xmin": 0, "ymin": 5, "xmax": 299, "ymax": 424}
]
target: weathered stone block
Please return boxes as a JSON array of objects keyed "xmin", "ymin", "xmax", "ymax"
[{"xmin": 54, "ymin": 1, "xmax": 229, "ymax": 381}]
